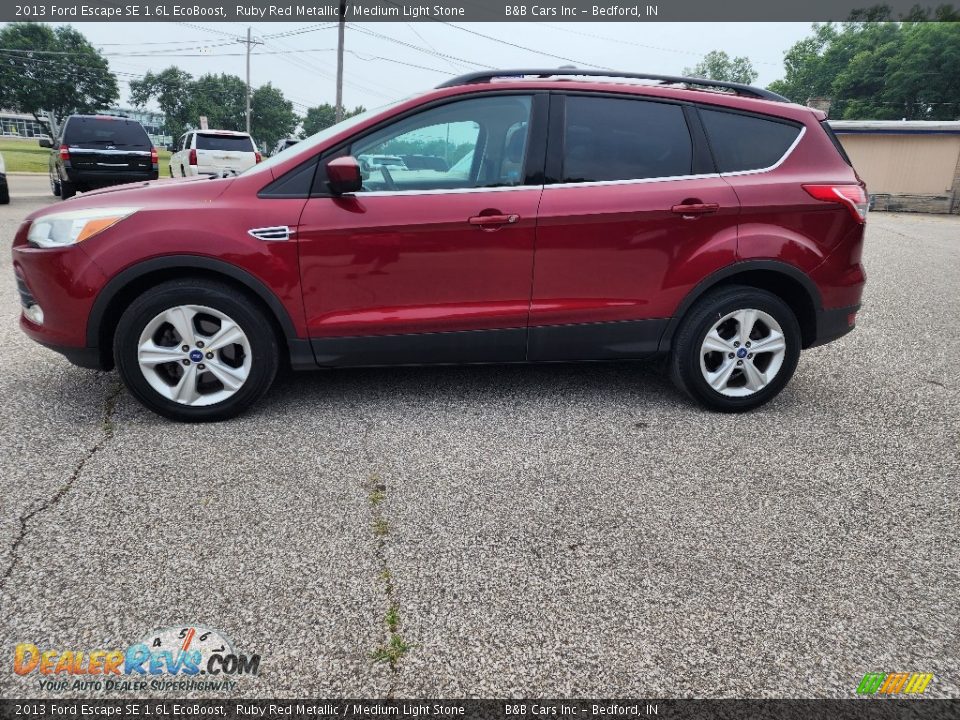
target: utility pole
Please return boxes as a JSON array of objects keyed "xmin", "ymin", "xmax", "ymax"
[
  {"xmin": 335, "ymin": 1, "xmax": 347, "ymax": 123},
  {"xmin": 245, "ymin": 27, "xmax": 253, "ymax": 134}
]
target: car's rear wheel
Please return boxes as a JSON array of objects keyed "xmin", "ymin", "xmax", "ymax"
[
  {"xmin": 114, "ymin": 279, "xmax": 279, "ymax": 422},
  {"xmin": 669, "ymin": 285, "xmax": 801, "ymax": 412},
  {"xmin": 60, "ymin": 178, "xmax": 76, "ymax": 200},
  {"xmin": 180, "ymin": 166, "xmax": 186, "ymax": 177},
  {"xmin": 50, "ymin": 170, "xmax": 61, "ymax": 197},
  {"xmin": 0, "ymin": 183, "xmax": 9, "ymax": 205}
]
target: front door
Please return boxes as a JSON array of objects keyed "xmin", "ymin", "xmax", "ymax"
[{"xmin": 297, "ymin": 93, "xmax": 544, "ymax": 366}]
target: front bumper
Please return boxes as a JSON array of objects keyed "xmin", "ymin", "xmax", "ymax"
[{"xmin": 12, "ymin": 225, "xmax": 110, "ymax": 367}]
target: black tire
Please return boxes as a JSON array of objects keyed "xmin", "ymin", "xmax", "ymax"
[
  {"xmin": 0, "ymin": 184, "xmax": 9, "ymax": 205},
  {"xmin": 180, "ymin": 166, "xmax": 186, "ymax": 177},
  {"xmin": 113, "ymin": 279, "xmax": 279, "ymax": 422},
  {"xmin": 669, "ymin": 285, "xmax": 801, "ymax": 412},
  {"xmin": 60, "ymin": 178, "xmax": 76, "ymax": 200},
  {"xmin": 169, "ymin": 165, "xmax": 174, "ymax": 178},
  {"xmin": 50, "ymin": 171, "xmax": 61, "ymax": 197}
]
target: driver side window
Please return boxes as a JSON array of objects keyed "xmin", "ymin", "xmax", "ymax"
[{"xmin": 349, "ymin": 95, "xmax": 532, "ymax": 193}]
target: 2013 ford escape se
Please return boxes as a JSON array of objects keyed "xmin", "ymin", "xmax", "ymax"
[{"xmin": 12, "ymin": 69, "xmax": 867, "ymax": 422}]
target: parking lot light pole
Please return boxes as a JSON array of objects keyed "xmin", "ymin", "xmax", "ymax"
[{"xmin": 245, "ymin": 26, "xmax": 253, "ymax": 135}]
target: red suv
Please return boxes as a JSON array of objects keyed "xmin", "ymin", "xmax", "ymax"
[{"xmin": 13, "ymin": 70, "xmax": 866, "ymax": 422}]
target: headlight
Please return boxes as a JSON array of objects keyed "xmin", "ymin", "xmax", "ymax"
[{"xmin": 27, "ymin": 206, "xmax": 139, "ymax": 249}]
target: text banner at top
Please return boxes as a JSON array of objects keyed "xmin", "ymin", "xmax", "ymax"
[{"xmin": 5, "ymin": 0, "xmax": 960, "ymax": 23}]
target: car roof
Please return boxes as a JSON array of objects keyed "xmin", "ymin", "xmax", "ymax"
[{"xmin": 195, "ymin": 129, "xmax": 252, "ymax": 137}]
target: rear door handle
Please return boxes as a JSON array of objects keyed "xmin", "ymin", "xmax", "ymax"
[
  {"xmin": 671, "ymin": 202, "xmax": 719, "ymax": 217},
  {"xmin": 468, "ymin": 213, "xmax": 519, "ymax": 228}
]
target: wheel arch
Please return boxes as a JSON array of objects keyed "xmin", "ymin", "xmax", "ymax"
[
  {"xmin": 88, "ymin": 256, "xmax": 303, "ymax": 370},
  {"xmin": 659, "ymin": 260, "xmax": 822, "ymax": 352}
]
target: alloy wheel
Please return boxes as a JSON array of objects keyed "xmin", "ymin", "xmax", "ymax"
[
  {"xmin": 136, "ymin": 304, "xmax": 251, "ymax": 407},
  {"xmin": 699, "ymin": 308, "xmax": 787, "ymax": 397}
]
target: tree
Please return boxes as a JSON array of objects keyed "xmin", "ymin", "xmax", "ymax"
[
  {"xmin": 129, "ymin": 66, "xmax": 194, "ymax": 143},
  {"xmin": 251, "ymin": 83, "xmax": 297, "ymax": 150},
  {"xmin": 768, "ymin": 22, "xmax": 960, "ymax": 120},
  {"xmin": 301, "ymin": 103, "xmax": 366, "ymax": 137},
  {"xmin": 190, "ymin": 73, "xmax": 247, "ymax": 132},
  {"xmin": 0, "ymin": 23, "xmax": 118, "ymax": 128},
  {"xmin": 683, "ymin": 50, "xmax": 758, "ymax": 85}
]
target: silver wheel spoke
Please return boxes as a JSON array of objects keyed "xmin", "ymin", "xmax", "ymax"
[
  {"xmin": 204, "ymin": 359, "xmax": 247, "ymax": 391},
  {"xmin": 702, "ymin": 330, "xmax": 734, "ymax": 354},
  {"xmin": 750, "ymin": 332, "xmax": 786, "ymax": 355},
  {"xmin": 171, "ymin": 364, "xmax": 200, "ymax": 404},
  {"xmin": 736, "ymin": 308, "xmax": 758, "ymax": 345},
  {"xmin": 741, "ymin": 359, "xmax": 766, "ymax": 392},
  {"xmin": 707, "ymin": 359, "xmax": 737, "ymax": 391},
  {"xmin": 137, "ymin": 341, "xmax": 183, "ymax": 366},
  {"xmin": 205, "ymin": 321, "xmax": 245, "ymax": 353},
  {"xmin": 164, "ymin": 306, "xmax": 197, "ymax": 347}
]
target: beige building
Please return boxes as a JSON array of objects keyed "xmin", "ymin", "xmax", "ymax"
[{"xmin": 829, "ymin": 120, "xmax": 960, "ymax": 214}]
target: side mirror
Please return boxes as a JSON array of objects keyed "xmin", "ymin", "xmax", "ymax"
[
  {"xmin": 38, "ymin": 136, "xmax": 52, "ymax": 148},
  {"xmin": 326, "ymin": 156, "xmax": 362, "ymax": 195}
]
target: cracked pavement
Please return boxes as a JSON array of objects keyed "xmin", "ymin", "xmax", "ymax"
[{"xmin": 1, "ymin": 178, "xmax": 958, "ymax": 699}]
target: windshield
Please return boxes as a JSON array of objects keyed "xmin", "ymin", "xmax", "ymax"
[{"xmin": 242, "ymin": 99, "xmax": 409, "ymax": 177}]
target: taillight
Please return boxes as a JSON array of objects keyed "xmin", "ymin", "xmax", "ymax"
[
  {"xmin": 802, "ymin": 184, "xmax": 868, "ymax": 223},
  {"xmin": 255, "ymin": 151, "xmax": 262, "ymax": 164},
  {"xmin": 59, "ymin": 146, "xmax": 70, "ymax": 162},
  {"xmin": 188, "ymin": 148, "xmax": 197, "ymax": 166},
  {"xmin": 150, "ymin": 146, "xmax": 158, "ymax": 166}
]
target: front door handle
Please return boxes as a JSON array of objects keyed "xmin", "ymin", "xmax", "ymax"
[
  {"xmin": 468, "ymin": 213, "xmax": 519, "ymax": 229},
  {"xmin": 671, "ymin": 202, "xmax": 720, "ymax": 218}
]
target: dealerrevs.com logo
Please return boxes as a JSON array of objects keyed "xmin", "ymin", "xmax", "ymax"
[{"xmin": 14, "ymin": 626, "xmax": 261, "ymax": 693}]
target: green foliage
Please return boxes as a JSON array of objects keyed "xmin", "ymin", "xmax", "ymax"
[
  {"xmin": 131, "ymin": 66, "xmax": 299, "ymax": 149},
  {"xmin": 129, "ymin": 67, "xmax": 194, "ymax": 143},
  {"xmin": 0, "ymin": 23, "xmax": 118, "ymax": 124},
  {"xmin": 683, "ymin": 50, "xmax": 758, "ymax": 85},
  {"xmin": 768, "ymin": 22, "xmax": 960, "ymax": 120},
  {"xmin": 301, "ymin": 103, "xmax": 367, "ymax": 137},
  {"xmin": 251, "ymin": 83, "xmax": 297, "ymax": 150}
]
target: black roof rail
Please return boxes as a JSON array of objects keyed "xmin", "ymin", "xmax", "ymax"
[{"xmin": 435, "ymin": 68, "xmax": 789, "ymax": 103}]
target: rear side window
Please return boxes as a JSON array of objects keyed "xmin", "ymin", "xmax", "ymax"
[
  {"xmin": 700, "ymin": 108, "xmax": 801, "ymax": 173},
  {"xmin": 562, "ymin": 96, "xmax": 692, "ymax": 183},
  {"xmin": 64, "ymin": 118, "xmax": 151, "ymax": 148},
  {"xmin": 196, "ymin": 134, "xmax": 255, "ymax": 152}
]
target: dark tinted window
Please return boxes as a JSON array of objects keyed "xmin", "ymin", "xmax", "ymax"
[
  {"xmin": 562, "ymin": 97, "xmax": 692, "ymax": 182},
  {"xmin": 64, "ymin": 117, "xmax": 151, "ymax": 148},
  {"xmin": 196, "ymin": 134, "xmax": 255, "ymax": 152},
  {"xmin": 700, "ymin": 109, "xmax": 801, "ymax": 173},
  {"xmin": 821, "ymin": 121, "xmax": 852, "ymax": 166}
]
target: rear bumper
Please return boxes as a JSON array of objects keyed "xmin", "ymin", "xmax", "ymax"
[
  {"xmin": 65, "ymin": 168, "xmax": 158, "ymax": 187},
  {"xmin": 810, "ymin": 304, "xmax": 860, "ymax": 348}
]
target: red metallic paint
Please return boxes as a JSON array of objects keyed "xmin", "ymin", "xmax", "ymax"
[
  {"xmin": 297, "ymin": 188, "xmax": 541, "ymax": 337},
  {"xmin": 12, "ymin": 78, "xmax": 866, "ymax": 364}
]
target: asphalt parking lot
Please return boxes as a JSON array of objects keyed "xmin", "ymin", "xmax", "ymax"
[{"xmin": 0, "ymin": 173, "xmax": 957, "ymax": 699}]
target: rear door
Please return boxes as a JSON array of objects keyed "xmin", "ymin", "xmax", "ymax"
[
  {"xmin": 195, "ymin": 133, "xmax": 255, "ymax": 174},
  {"xmin": 63, "ymin": 116, "xmax": 153, "ymax": 177},
  {"xmin": 529, "ymin": 93, "xmax": 741, "ymax": 361}
]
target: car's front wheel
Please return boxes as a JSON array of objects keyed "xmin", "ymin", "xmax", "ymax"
[
  {"xmin": 669, "ymin": 285, "xmax": 801, "ymax": 412},
  {"xmin": 114, "ymin": 279, "xmax": 279, "ymax": 422}
]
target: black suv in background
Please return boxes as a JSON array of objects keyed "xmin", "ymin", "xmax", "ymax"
[{"xmin": 41, "ymin": 115, "xmax": 158, "ymax": 200}]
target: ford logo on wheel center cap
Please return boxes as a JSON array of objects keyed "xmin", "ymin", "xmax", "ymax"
[
  {"xmin": 737, "ymin": 348, "xmax": 748, "ymax": 358},
  {"xmin": 189, "ymin": 349, "xmax": 204, "ymax": 363}
]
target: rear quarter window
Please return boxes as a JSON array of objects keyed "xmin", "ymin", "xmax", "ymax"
[
  {"xmin": 197, "ymin": 134, "xmax": 255, "ymax": 152},
  {"xmin": 64, "ymin": 118, "xmax": 151, "ymax": 148},
  {"xmin": 699, "ymin": 108, "xmax": 802, "ymax": 173}
]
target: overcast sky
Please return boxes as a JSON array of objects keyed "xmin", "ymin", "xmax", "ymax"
[{"xmin": 24, "ymin": 22, "xmax": 815, "ymax": 115}]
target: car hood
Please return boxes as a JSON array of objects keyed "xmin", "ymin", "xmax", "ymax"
[{"xmin": 25, "ymin": 176, "xmax": 234, "ymax": 223}]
